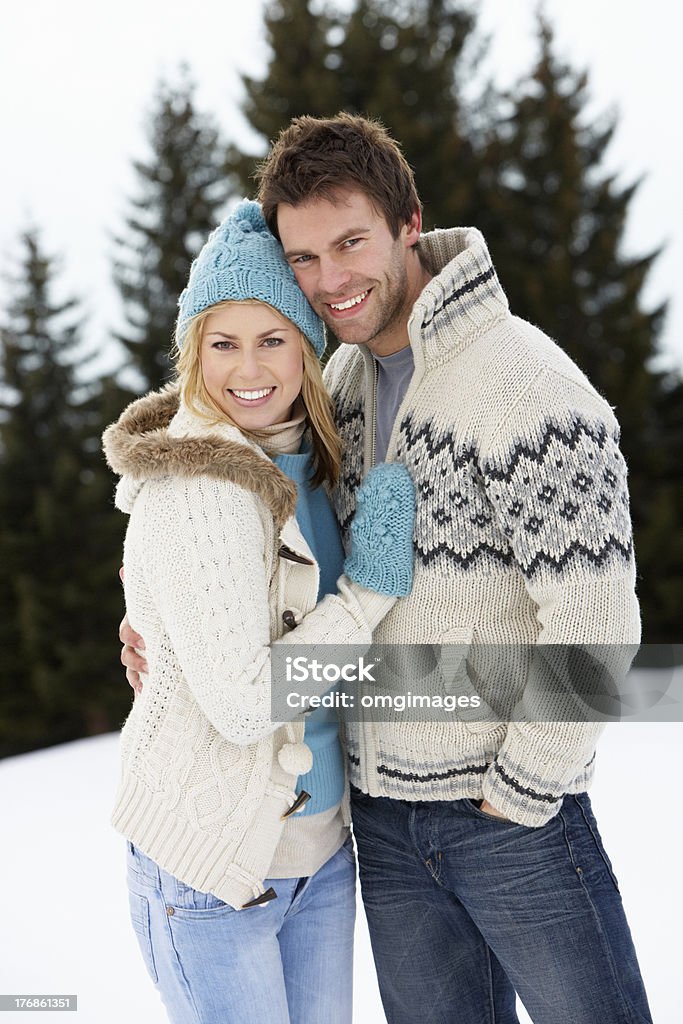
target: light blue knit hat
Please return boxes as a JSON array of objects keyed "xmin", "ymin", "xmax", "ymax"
[{"xmin": 176, "ymin": 199, "xmax": 325, "ymax": 357}]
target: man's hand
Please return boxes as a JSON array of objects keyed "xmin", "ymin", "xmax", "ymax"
[
  {"xmin": 479, "ymin": 799, "xmax": 511, "ymax": 820},
  {"xmin": 119, "ymin": 613, "xmax": 147, "ymax": 696}
]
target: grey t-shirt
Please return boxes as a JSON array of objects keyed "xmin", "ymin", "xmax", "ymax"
[{"xmin": 373, "ymin": 344, "xmax": 415, "ymax": 463}]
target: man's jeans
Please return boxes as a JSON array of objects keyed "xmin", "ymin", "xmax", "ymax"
[
  {"xmin": 351, "ymin": 787, "xmax": 652, "ymax": 1024},
  {"xmin": 126, "ymin": 838, "xmax": 355, "ymax": 1024}
]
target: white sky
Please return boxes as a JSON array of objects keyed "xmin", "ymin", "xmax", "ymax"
[
  {"xmin": 1, "ymin": 723, "xmax": 681, "ymax": 1022},
  {"xmin": 1, "ymin": 0, "xmax": 681, "ymax": 378}
]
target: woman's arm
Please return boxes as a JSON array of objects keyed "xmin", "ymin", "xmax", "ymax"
[{"xmin": 129, "ymin": 472, "xmax": 400, "ymax": 746}]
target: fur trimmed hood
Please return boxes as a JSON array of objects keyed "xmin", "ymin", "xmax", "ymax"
[{"xmin": 102, "ymin": 386, "xmax": 297, "ymax": 529}]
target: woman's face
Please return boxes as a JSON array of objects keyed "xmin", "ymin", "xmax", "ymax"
[{"xmin": 200, "ymin": 303, "xmax": 304, "ymax": 430}]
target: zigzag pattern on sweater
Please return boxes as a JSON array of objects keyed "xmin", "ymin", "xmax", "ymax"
[
  {"xmin": 333, "ymin": 400, "xmax": 365, "ymax": 538},
  {"xmin": 392, "ymin": 411, "xmax": 633, "ymax": 579},
  {"xmin": 392, "ymin": 414, "xmax": 514, "ymax": 573},
  {"xmin": 397, "ymin": 416, "xmax": 479, "ymax": 467},
  {"xmin": 481, "ymin": 412, "xmax": 633, "ymax": 578},
  {"xmin": 522, "ymin": 536, "xmax": 633, "ymax": 575},
  {"xmin": 482, "ymin": 417, "xmax": 612, "ymax": 482},
  {"xmin": 415, "ymin": 540, "xmax": 515, "ymax": 571}
]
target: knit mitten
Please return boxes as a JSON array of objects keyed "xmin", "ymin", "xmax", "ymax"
[{"xmin": 344, "ymin": 463, "xmax": 415, "ymax": 597}]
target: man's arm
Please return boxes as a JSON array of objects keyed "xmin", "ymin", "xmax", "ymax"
[
  {"xmin": 118, "ymin": 565, "xmax": 146, "ymax": 695},
  {"xmin": 120, "ymin": 614, "xmax": 146, "ymax": 695},
  {"xmin": 477, "ymin": 368, "xmax": 640, "ymax": 826}
]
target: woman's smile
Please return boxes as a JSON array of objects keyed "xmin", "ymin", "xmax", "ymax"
[
  {"xmin": 201, "ymin": 302, "xmax": 304, "ymax": 429},
  {"xmin": 228, "ymin": 386, "xmax": 276, "ymax": 407}
]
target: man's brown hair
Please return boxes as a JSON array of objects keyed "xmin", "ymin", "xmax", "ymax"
[{"xmin": 255, "ymin": 112, "xmax": 422, "ymax": 240}]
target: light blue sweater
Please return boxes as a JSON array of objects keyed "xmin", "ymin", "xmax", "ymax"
[{"xmin": 273, "ymin": 450, "xmax": 346, "ymax": 816}]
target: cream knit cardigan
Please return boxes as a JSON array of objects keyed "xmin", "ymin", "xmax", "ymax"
[
  {"xmin": 103, "ymin": 390, "xmax": 392, "ymax": 908},
  {"xmin": 324, "ymin": 226, "xmax": 641, "ymax": 827}
]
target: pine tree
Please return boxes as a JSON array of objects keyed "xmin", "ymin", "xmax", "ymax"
[
  {"xmin": 0, "ymin": 231, "xmax": 128, "ymax": 757},
  {"xmin": 228, "ymin": 0, "xmax": 487, "ymax": 230},
  {"xmin": 480, "ymin": 13, "xmax": 675, "ymax": 642},
  {"xmin": 227, "ymin": 0, "xmax": 340, "ymax": 190},
  {"xmin": 633, "ymin": 372, "xmax": 683, "ymax": 644},
  {"xmin": 333, "ymin": 0, "xmax": 485, "ymax": 229},
  {"xmin": 481, "ymin": 15, "xmax": 665, "ymax": 400},
  {"xmin": 114, "ymin": 70, "xmax": 232, "ymax": 392}
]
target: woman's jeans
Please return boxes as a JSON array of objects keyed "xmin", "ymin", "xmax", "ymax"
[
  {"xmin": 126, "ymin": 838, "xmax": 355, "ymax": 1024},
  {"xmin": 351, "ymin": 787, "xmax": 652, "ymax": 1024}
]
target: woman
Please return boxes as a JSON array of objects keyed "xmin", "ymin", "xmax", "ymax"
[{"xmin": 102, "ymin": 200, "xmax": 415, "ymax": 1024}]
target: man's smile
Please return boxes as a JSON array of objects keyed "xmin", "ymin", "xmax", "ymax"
[
  {"xmin": 326, "ymin": 289, "xmax": 372, "ymax": 318},
  {"xmin": 329, "ymin": 290, "xmax": 369, "ymax": 311}
]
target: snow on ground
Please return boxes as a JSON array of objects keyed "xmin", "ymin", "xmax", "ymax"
[{"xmin": 1, "ymin": 719, "xmax": 680, "ymax": 1023}]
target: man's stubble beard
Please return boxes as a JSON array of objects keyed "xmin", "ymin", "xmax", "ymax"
[{"xmin": 321, "ymin": 244, "xmax": 411, "ymax": 350}]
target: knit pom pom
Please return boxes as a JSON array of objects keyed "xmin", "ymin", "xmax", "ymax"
[
  {"xmin": 231, "ymin": 199, "xmax": 267, "ymax": 235},
  {"xmin": 278, "ymin": 742, "xmax": 313, "ymax": 776}
]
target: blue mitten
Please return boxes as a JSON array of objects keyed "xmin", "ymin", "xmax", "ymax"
[{"xmin": 344, "ymin": 463, "xmax": 416, "ymax": 597}]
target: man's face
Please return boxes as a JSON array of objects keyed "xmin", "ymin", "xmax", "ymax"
[{"xmin": 278, "ymin": 188, "xmax": 422, "ymax": 356}]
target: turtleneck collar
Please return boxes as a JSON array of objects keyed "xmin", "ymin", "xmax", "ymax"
[
  {"xmin": 249, "ymin": 397, "xmax": 307, "ymax": 456},
  {"xmin": 409, "ymin": 226, "xmax": 510, "ymax": 366}
]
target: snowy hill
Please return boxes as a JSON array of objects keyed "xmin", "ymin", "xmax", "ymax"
[{"xmin": 1, "ymin": 723, "xmax": 680, "ymax": 1023}]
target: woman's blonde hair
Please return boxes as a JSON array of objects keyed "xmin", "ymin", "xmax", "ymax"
[{"xmin": 173, "ymin": 299, "xmax": 341, "ymax": 488}]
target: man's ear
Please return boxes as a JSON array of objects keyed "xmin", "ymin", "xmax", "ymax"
[{"xmin": 403, "ymin": 208, "xmax": 422, "ymax": 249}]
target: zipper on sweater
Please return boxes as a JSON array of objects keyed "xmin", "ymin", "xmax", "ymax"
[
  {"xmin": 370, "ymin": 359, "xmax": 378, "ymax": 470},
  {"xmin": 358, "ymin": 356, "xmax": 379, "ymax": 793},
  {"xmin": 360, "ymin": 356, "xmax": 378, "ymax": 476}
]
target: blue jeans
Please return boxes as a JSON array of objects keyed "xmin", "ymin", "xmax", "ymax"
[
  {"xmin": 126, "ymin": 838, "xmax": 355, "ymax": 1024},
  {"xmin": 350, "ymin": 787, "xmax": 652, "ymax": 1024}
]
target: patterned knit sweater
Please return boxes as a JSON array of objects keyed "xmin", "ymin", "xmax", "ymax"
[
  {"xmin": 102, "ymin": 389, "xmax": 393, "ymax": 908},
  {"xmin": 323, "ymin": 226, "xmax": 641, "ymax": 827}
]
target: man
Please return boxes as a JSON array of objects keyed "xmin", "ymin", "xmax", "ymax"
[{"xmin": 122, "ymin": 114, "xmax": 651, "ymax": 1023}]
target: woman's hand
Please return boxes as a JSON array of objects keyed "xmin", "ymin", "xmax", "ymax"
[{"xmin": 344, "ymin": 463, "xmax": 416, "ymax": 597}]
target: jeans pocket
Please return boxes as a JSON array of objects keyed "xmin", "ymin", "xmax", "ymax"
[
  {"xmin": 464, "ymin": 798, "xmax": 516, "ymax": 824},
  {"xmin": 572, "ymin": 793, "xmax": 621, "ymax": 893},
  {"xmin": 164, "ymin": 874, "xmax": 236, "ymax": 916},
  {"xmin": 350, "ymin": 786, "xmax": 382, "ymax": 813},
  {"xmin": 128, "ymin": 890, "xmax": 158, "ymax": 983},
  {"xmin": 126, "ymin": 841, "xmax": 161, "ymax": 886}
]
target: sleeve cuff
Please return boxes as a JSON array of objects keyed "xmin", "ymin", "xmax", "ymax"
[{"xmin": 339, "ymin": 577, "xmax": 397, "ymax": 631}]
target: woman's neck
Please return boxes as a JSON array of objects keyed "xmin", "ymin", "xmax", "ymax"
[{"xmin": 249, "ymin": 398, "xmax": 307, "ymax": 455}]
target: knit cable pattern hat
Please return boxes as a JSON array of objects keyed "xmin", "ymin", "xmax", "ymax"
[{"xmin": 176, "ymin": 199, "xmax": 325, "ymax": 357}]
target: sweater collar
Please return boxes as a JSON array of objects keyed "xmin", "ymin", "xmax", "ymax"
[
  {"xmin": 249, "ymin": 397, "xmax": 307, "ymax": 456},
  {"xmin": 408, "ymin": 226, "xmax": 509, "ymax": 365},
  {"xmin": 102, "ymin": 386, "xmax": 297, "ymax": 527}
]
